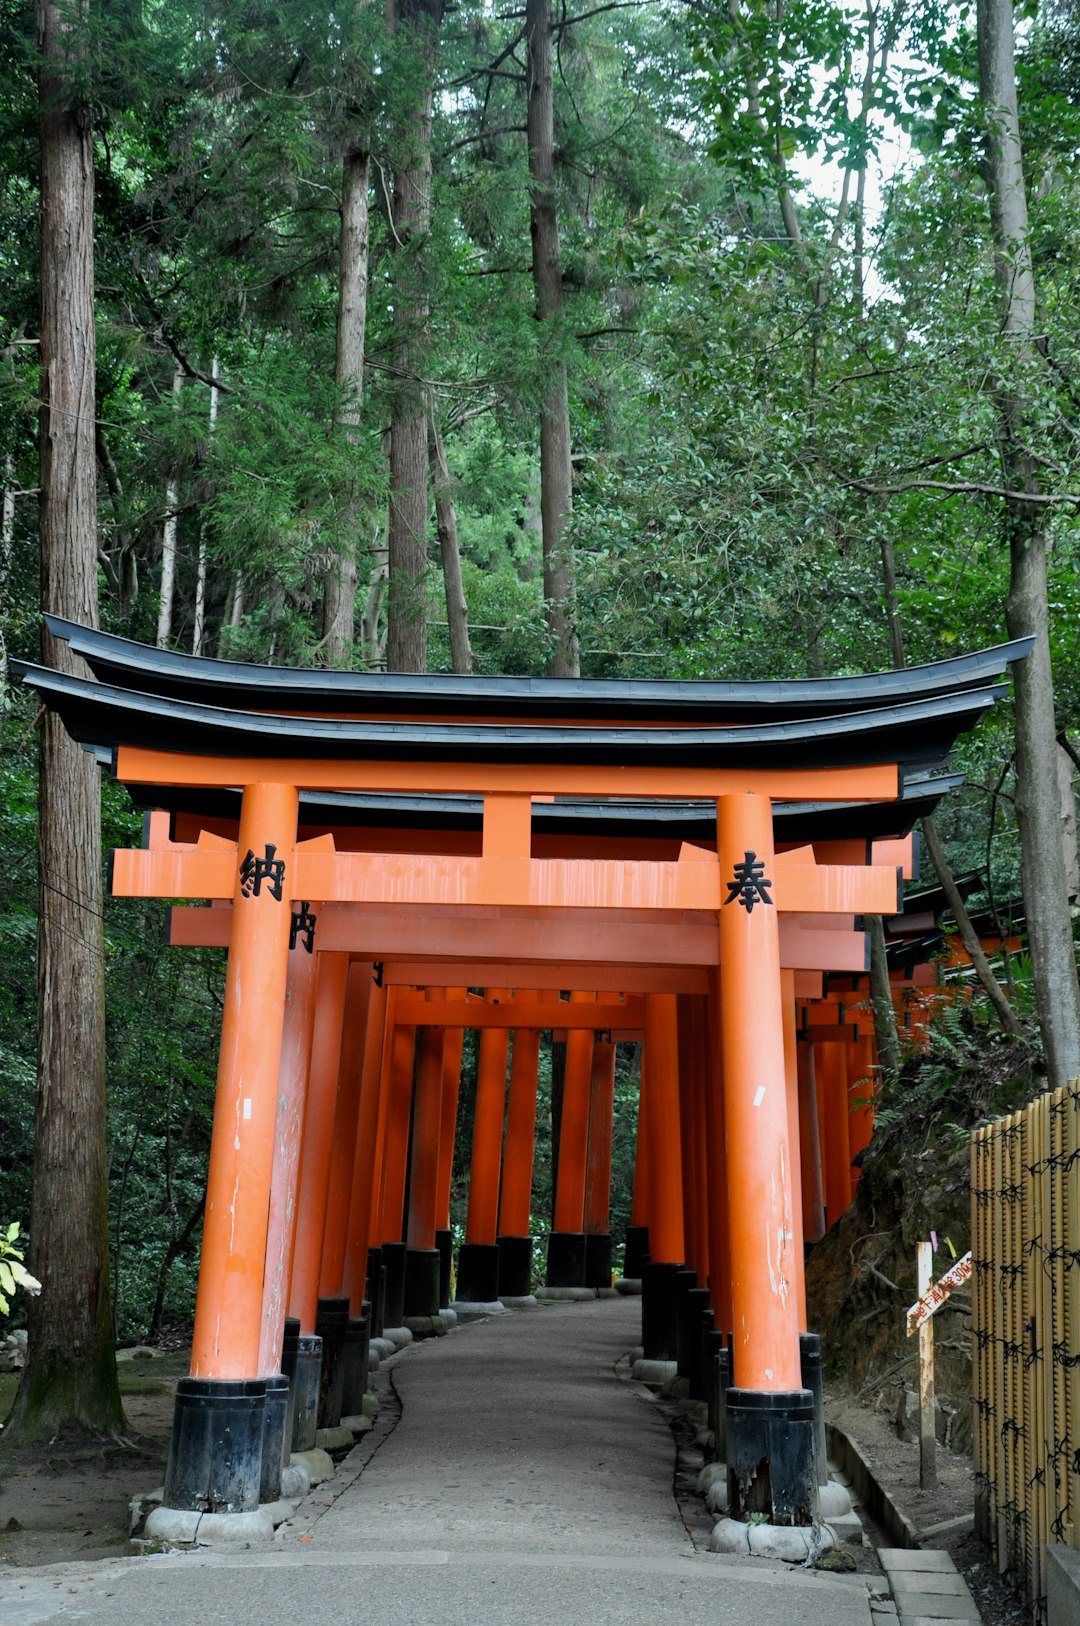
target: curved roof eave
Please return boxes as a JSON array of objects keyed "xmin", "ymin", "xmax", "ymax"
[
  {"xmin": 43, "ymin": 615, "xmax": 1033, "ymax": 723},
  {"xmin": 13, "ymin": 660, "xmax": 1006, "ymax": 773}
]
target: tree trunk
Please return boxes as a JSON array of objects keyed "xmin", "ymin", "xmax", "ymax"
[
  {"xmin": 867, "ymin": 913, "xmax": 901, "ymax": 1080},
  {"xmin": 8, "ymin": 0, "xmax": 124, "ymax": 1442},
  {"xmin": 978, "ymin": 0, "xmax": 1080, "ymax": 1086},
  {"xmin": 155, "ymin": 368, "xmax": 183, "ymax": 649},
  {"xmin": 323, "ymin": 144, "xmax": 370, "ymax": 667},
  {"xmin": 385, "ymin": 0, "xmax": 441, "ymax": 675},
  {"xmin": 429, "ymin": 413, "xmax": 473, "ymax": 674},
  {"xmin": 526, "ymin": 0, "xmax": 578, "ymax": 677},
  {"xmin": 921, "ymin": 814, "xmax": 1023, "ymax": 1040},
  {"xmin": 217, "ymin": 569, "xmax": 244, "ymax": 656},
  {"xmin": 1058, "ymin": 744, "xmax": 1079, "ymax": 900},
  {"xmin": 192, "ymin": 357, "xmax": 218, "ymax": 657}
]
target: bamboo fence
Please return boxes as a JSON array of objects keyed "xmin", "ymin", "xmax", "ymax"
[{"xmin": 972, "ymin": 1084, "xmax": 1080, "ymax": 1620}]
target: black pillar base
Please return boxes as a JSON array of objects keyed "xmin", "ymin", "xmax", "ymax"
[
  {"xmin": 163, "ymin": 1377, "xmax": 266, "ymax": 1514},
  {"xmin": 435, "ymin": 1228, "xmax": 453, "ymax": 1308},
  {"xmin": 366, "ymin": 1246, "xmax": 385, "ymax": 1338},
  {"xmin": 290, "ymin": 1333, "xmax": 322, "ymax": 1451},
  {"xmin": 622, "ymin": 1224, "xmax": 649, "ymax": 1279},
  {"xmin": 672, "ymin": 1268, "xmax": 698, "ymax": 1382},
  {"xmin": 800, "ymin": 1332, "xmax": 828, "ymax": 1486},
  {"xmin": 403, "ymin": 1247, "xmax": 442, "ymax": 1319},
  {"xmin": 259, "ymin": 1374, "xmax": 290, "ymax": 1502},
  {"xmin": 315, "ymin": 1295, "xmax": 350, "ymax": 1429},
  {"xmin": 726, "ymin": 1387, "xmax": 818, "ymax": 1525},
  {"xmin": 641, "ymin": 1259, "xmax": 683, "ymax": 1361},
  {"xmin": 382, "ymin": 1241, "xmax": 407, "ymax": 1329},
  {"xmin": 280, "ymin": 1316, "xmax": 302, "ymax": 1459},
  {"xmin": 585, "ymin": 1232, "xmax": 614, "ymax": 1290},
  {"xmin": 680, "ymin": 1286, "xmax": 711, "ymax": 1398},
  {"xmin": 456, "ymin": 1241, "xmax": 500, "ymax": 1302},
  {"xmin": 340, "ymin": 1313, "xmax": 370, "ymax": 1415},
  {"xmin": 706, "ymin": 1336, "xmax": 731, "ymax": 1461},
  {"xmin": 496, "ymin": 1234, "xmax": 533, "ymax": 1298},
  {"xmin": 545, "ymin": 1230, "xmax": 587, "ymax": 1288}
]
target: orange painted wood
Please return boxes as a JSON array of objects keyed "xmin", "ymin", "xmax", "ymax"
[
  {"xmin": 642, "ymin": 993, "xmax": 685, "ymax": 1265},
  {"xmin": 436, "ymin": 992, "xmax": 468, "ymax": 1229},
  {"xmin": 781, "ymin": 970, "xmax": 807, "ymax": 1333},
  {"xmin": 383, "ymin": 962, "xmax": 710, "ymax": 995},
  {"xmin": 818, "ymin": 1040, "xmax": 853, "ymax": 1226},
  {"xmin": 166, "ymin": 902, "xmax": 872, "ymax": 973},
  {"xmin": 584, "ymin": 1027, "xmax": 617, "ymax": 1237},
  {"xmin": 815, "ymin": 1053, "xmax": 828, "ymax": 1215},
  {"xmin": 191, "ymin": 782, "xmax": 298, "ymax": 1380},
  {"xmin": 341, "ymin": 976, "xmax": 388, "ymax": 1315},
  {"xmin": 690, "ymin": 1002, "xmax": 711, "ymax": 1287},
  {"xmin": 796, "ymin": 1041, "xmax": 826, "ymax": 1245},
  {"xmin": 716, "ymin": 793, "xmax": 801, "ymax": 1393},
  {"xmin": 286, "ymin": 953, "xmax": 350, "ymax": 1334},
  {"xmin": 366, "ymin": 987, "xmax": 398, "ymax": 1246},
  {"xmin": 318, "ymin": 963, "xmax": 373, "ymax": 1296},
  {"xmin": 122, "ymin": 845, "xmax": 901, "ymax": 916},
  {"xmin": 499, "ymin": 993, "xmax": 542, "ymax": 1237},
  {"xmin": 705, "ymin": 975, "xmax": 732, "ymax": 1333},
  {"xmin": 552, "ymin": 992, "xmax": 596, "ymax": 1233},
  {"xmin": 378, "ymin": 1020, "xmax": 416, "ymax": 1246},
  {"xmin": 116, "ymin": 744, "xmax": 899, "ymax": 802},
  {"xmin": 465, "ymin": 991, "xmax": 511, "ymax": 1246},
  {"xmin": 259, "ymin": 939, "xmax": 319, "ymax": 1375},
  {"xmin": 392, "ymin": 993, "xmax": 640, "ymax": 1031},
  {"xmin": 676, "ymin": 996, "xmax": 701, "ymax": 1275},
  {"xmin": 630, "ymin": 1053, "xmax": 649, "ymax": 1229},
  {"xmin": 407, "ymin": 1000, "xmax": 447, "ymax": 1252}
]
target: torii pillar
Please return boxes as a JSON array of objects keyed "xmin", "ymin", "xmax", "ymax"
[
  {"xmin": 716, "ymin": 792, "xmax": 817, "ymax": 1525},
  {"xmin": 162, "ymin": 781, "xmax": 298, "ymax": 1528}
]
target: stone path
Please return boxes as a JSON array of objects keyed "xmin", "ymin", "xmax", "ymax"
[
  {"xmin": 878, "ymin": 1548, "xmax": 982, "ymax": 1625},
  {"xmin": 1, "ymin": 1298, "xmax": 878, "ymax": 1626}
]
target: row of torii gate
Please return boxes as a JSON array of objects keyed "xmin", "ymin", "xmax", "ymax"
[{"xmin": 16, "ymin": 620, "xmax": 1027, "ymax": 1533}]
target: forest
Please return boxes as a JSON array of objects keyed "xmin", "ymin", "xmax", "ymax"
[{"xmin": 1, "ymin": 0, "xmax": 1080, "ymax": 1428}]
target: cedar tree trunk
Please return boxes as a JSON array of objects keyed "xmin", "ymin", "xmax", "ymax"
[
  {"xmin": 526, "ymin": 0, "xmax": 578, "ymax": 677},
  {"xmin": 978, "ymin": 0, "xmax": 1080, "ymax": 1086},
  {"xmin": 385, "ymin": 0, "xmax": 441, "ymax": 674},
  {"xmin": 324, "ymin": 142, "xmax": 370, "ymax": 666},
  {"xmin": 8, "ymin": 0, "xmax": 124, "ymax": 1441}
]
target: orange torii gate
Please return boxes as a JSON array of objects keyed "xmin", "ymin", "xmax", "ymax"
[{"xmin": 14, "ymin": 619, "xmax": 1027, "ymax": 1536}]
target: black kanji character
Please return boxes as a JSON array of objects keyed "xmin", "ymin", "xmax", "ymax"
[
  {"xmin": 239, "ymin": 843, "xmax": 286, "ymax": 902},
  {"xmin": 290, "ymin": 901, "xmax": 317, "ymax": 953},
  {"xmin": 723, "ymin": 849, "xmax": 773, "ymax": 913}
]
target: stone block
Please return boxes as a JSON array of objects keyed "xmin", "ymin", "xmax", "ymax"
[
  {"xmin": 1047, "ymin": 1545, "xmax": 1080, "ymax": 1626},
  {"xmin": 279, "ymin": 1464, "xmax": 309, "ymax": 1499},
  {"xmin": 195, "ymin": 1509, "xmax": 275, "ymax": 1549},
  {"xmin": 315, "ymin": 1425, "xmax": 355, "ymax": 1453},
  {"xmin": 631, "ymin": 1357, "xmax": 677, "ymax": 1387},
  {"xmin": 891, "ymin": 1573, "xmax": 971, "ymax": 1597},
  {"xmin": 290, "ymin": 1448, "xmax": 334, "ymax": 1485},
  {"xmin": 143, "ymin": 1507, "xmax": 202, "ymax": 1545},
  {"xmin": 894, "ymin": 1597, "xmax": 979, "ymax": 1621},
  {"xmin": 879, "ymin": 1550, "xmax": 957, "ymax": 1573}
]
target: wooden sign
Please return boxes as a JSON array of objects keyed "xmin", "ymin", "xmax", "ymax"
[{"xmin": 906, "ymin": 1251, "xmax": 972, "ymax": 1337}]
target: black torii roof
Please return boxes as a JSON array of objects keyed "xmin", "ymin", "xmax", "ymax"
[
  {"xmin": 12, "ymin": 661, "xmax": 1011, "ymax": 774},
  {"xmin": 43, "ymin": 614, "xmax": 1031, "ymax": 723}
]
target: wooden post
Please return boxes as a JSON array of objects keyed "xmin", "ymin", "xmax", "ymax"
[
  {"xmin": 642, "ymin": 993, "xmax": 684, "ymax": 1264},
  {"xmin": 286, "ymin": 954, "xmax": 350, "ymax": 1333},
  {"xmin": 341, "ymin": 976, "xmax": 388, "ymax": 1315},
  {"xmin": 259, "ymin": 940, "xmax": 319, "ymax": 1374},
  {"xmin": 318, "ymin": 962, "xmax": 373, "ymax": 1295},
  {"xmin": 191, "ymin": 782, "xmax": 298, "ymax": 1379},
  {"xmin": 716, "ymin": 793, "xmax": 801, "ymax": 1392},
  {"xmin": 465, "ymin": 992, "xmax": 511, "ymax": 1246},
  {"xmin": 499, "ymin": 993, "xmax": 542, "ymax": 1237},
  {"xmin": 917, "ymin": 1240, "xmax": 937, "ymax": 1489},
  {"xmin": 552, "ymin": 992, "xmax": 596, "ymax": 1233}
]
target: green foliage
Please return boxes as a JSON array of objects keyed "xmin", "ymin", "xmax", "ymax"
[{"xmin": 0, "ymin": 1223, "xmax": 40, "ymax": 1319}]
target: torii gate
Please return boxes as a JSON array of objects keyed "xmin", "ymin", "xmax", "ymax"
[{"xmin": 14, "ymin": 621, "xmax": 1027, "ymax": 1537}]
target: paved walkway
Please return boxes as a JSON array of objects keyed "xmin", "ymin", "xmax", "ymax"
[{"xmin": 1, "ymin": 1297, "xmax": 875, "ymax": 1626}]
